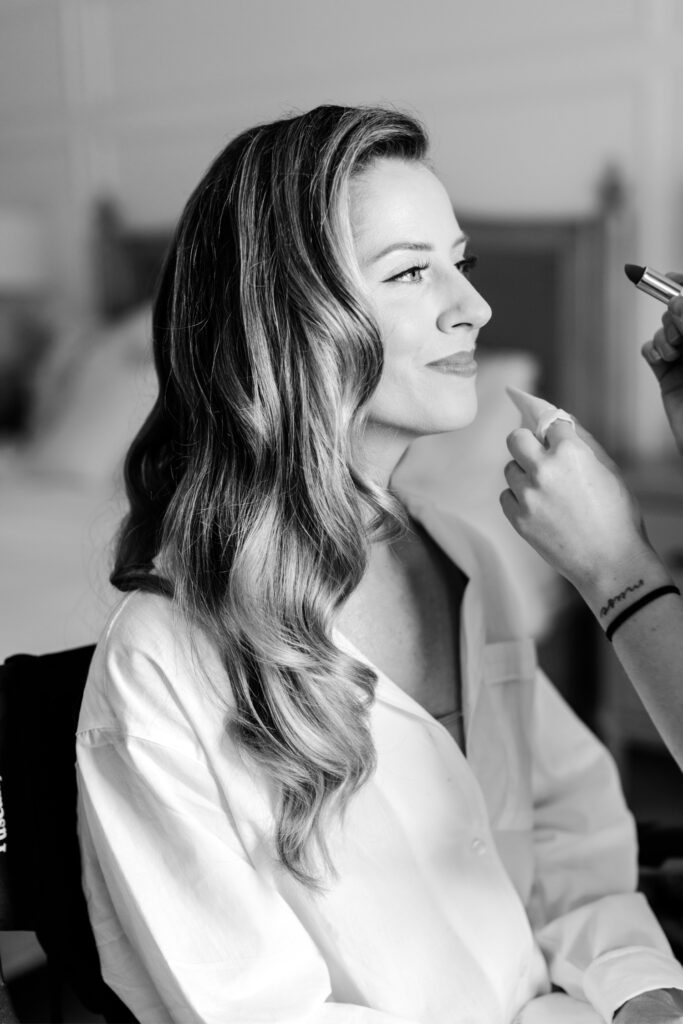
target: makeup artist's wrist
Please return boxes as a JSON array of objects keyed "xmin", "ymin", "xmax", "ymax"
[{"xmin": 575, "ymin": 545, "xmax": 674, "ymax": 629}]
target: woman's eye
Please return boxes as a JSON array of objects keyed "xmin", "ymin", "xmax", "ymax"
[
  {"xmin": 387, "ymin": 255, "xmax": 478, "ymax": 284},
  {"xmin": 456, "ymin": 254, "xmax": 478, "ymax": 278},
  {"xmin": 389, "ymin": 262, "xmax": 429, "ymax": 284}
]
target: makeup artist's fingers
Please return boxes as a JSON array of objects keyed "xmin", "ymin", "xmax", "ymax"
[
  {"xmin": 501, "ymin": 420, "xmax": 648, "ymax": 592},
  {"xmin": 642, "ymin": 338, "xmax": 671, "ymax": 378},
  {"xmin": 507, "ymin": 418, "xmax": 617, "ymax": 484},
  {"xmin": 649, "ymin": 325, "xmax": 681, "ymax": 363},
  {"xmin": 499, "ymin": 486, "xmax": 519, "ymax": 524},
  {"xmin": 542, "ymin": 418, "xmax": 575, "ymax": 448},
  {"xmin": 532, "ymin": 416, "xmax": 621, "ymax": 484},
  {"xmin": 642, "ymin": 330, "xmax": 683, "ymax": 455},
  {"xmin": 503, "ymin": 458, "xmax": 526, "ymax": 497},
  {"xmin": 505, "ymin": 427, "xmax": 542, "ymax": 470}
]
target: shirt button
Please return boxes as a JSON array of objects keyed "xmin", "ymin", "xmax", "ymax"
[{"xmin": 471, "ymin": 837, "xmax": 487, "ymax": 855}]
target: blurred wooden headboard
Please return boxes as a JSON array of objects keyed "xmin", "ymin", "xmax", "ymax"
[{"xmin": 92, "ymin": 198, "xmax": 172, "ymax": 322}]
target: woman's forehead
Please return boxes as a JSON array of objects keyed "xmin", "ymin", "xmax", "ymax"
[{"xmin": 349, "ymin": 159, "xmax": 459, "ymax": 257}]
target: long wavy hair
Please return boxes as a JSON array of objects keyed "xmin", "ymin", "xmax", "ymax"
[{"xmin": 112, "ymin": 104, "xmax": 429, "ymax": 886}]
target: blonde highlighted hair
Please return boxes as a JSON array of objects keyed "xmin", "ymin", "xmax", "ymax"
[{"xmin": 112, "ymin": 105, "xmax": 429, "ymax": 886}]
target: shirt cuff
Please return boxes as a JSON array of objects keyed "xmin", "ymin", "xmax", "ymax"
[{"xmin": 583, "ymin": 946, "xmax": 683, "ymax": 1022}]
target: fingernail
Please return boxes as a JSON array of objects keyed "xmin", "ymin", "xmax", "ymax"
[
  {"xmin": 666, "ymin": 324, "xmax": 680, "ymax": 344},
  {"xmin": 648, "ymin": 347, "xmax": 663, "ymax": 362}
]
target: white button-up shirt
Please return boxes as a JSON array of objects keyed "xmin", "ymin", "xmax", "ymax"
[{"xmin": 76, "ymin": 492, "xmax": 683, "ymax": 1024}]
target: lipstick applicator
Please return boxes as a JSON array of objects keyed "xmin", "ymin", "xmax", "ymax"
[{"xmin": 624, "ymin": 263, "xmax": 682, "ymax": 304}]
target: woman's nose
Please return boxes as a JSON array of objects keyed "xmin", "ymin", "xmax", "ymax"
[{"xmin": 436, "ymin": 274, "xmax": 492, "ymax": 334}]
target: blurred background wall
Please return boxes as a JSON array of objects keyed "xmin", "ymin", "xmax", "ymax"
[{"xmin": 2, "ymin": 0, "xmax": 683, "ymax": 453}]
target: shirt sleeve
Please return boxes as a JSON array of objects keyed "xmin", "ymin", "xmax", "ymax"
[
  {"xmin": 527, "ymin": 669, "xmax": 683, "ymax": 1022},
  {"xmin": 77, "ymin": 730, "xmax": 417, "ymax": 1024}
]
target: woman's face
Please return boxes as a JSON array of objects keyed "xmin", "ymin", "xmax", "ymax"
[{"xmin": 350, "ymin": 158, "xmax": 492, "ymax": 443}]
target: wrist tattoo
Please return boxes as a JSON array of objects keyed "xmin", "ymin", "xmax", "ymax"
[{"xmin": 600, "ymin": 579, "xmax": 644, "ymax": 618}]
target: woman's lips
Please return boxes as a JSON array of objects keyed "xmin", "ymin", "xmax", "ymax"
[{"xmin": 426, "ymin": 351, "xmax": 477, "ymax": 376}]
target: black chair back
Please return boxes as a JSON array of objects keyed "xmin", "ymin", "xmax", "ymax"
[{"xmin": 0, "ymin": 646, "xmax": 136, "ymax": 1023}]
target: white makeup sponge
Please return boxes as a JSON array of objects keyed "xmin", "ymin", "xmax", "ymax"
[{"xmin": 505, "ymin": 386, "xmax": 575, "ymax": 443}]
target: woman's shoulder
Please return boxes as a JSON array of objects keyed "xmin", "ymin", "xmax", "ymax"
[
  {"xmin": 78, "ymin": 589, "xmax": 230, "ymax": 746},
  {"xmin": 100, "ymin": 588, "xmax": 185, "ymax": 656},
  {"xmin": 92, "ymin": 588, "xmax": 194, "ymax": 688}
]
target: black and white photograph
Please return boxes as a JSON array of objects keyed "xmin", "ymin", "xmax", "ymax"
[{"xmin": 2, "ymin": 2, "xmax": 683, "ymax": 1022}]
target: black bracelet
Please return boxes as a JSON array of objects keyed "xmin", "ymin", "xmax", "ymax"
[{"xmin": 605, "ymin": 584, "xmax": 681, "ymax": 642}]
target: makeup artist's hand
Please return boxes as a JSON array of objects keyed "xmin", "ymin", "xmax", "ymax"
[
  {"xmin": 643, "ymin": 271, "xmax": 683, "ymax": 456},
  {"xmin": 500, "ymin": 418, "xmax": 665, "ymax": 612}
]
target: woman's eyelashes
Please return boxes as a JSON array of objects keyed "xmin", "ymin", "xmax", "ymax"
[
  {"xmin": 457, "ymin": 254, "xmax": 478, "ymax": 278},
  {"xmin": 386, "ymin": 254, "xmax": 478, "ymax": 284},
  {"xmin": 389, "ymin": 261, "xmax": 429, "ymax": 284}
]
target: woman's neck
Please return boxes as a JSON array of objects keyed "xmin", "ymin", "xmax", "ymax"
[{"xmin": 358, "ymin": 422, "xmax": 415, "ymax": 488}]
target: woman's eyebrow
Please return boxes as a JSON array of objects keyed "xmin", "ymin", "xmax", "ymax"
[{"xmin": 366, "ymin": 233, "xmax": 469, "ymax": 264}]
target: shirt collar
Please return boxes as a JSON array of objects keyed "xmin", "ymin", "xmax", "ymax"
[{"xmin": 333, "ymin": 491, "xmax": 487, "ymax": 734}]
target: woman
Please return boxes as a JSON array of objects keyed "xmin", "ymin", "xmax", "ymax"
[
  {"xmin": 501, "ymin": 284, "xmax": 683, "ymax": 776},
  {"xmin": 76, "ymin": 106, "xmax": 683, "ymax": 1024}
]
